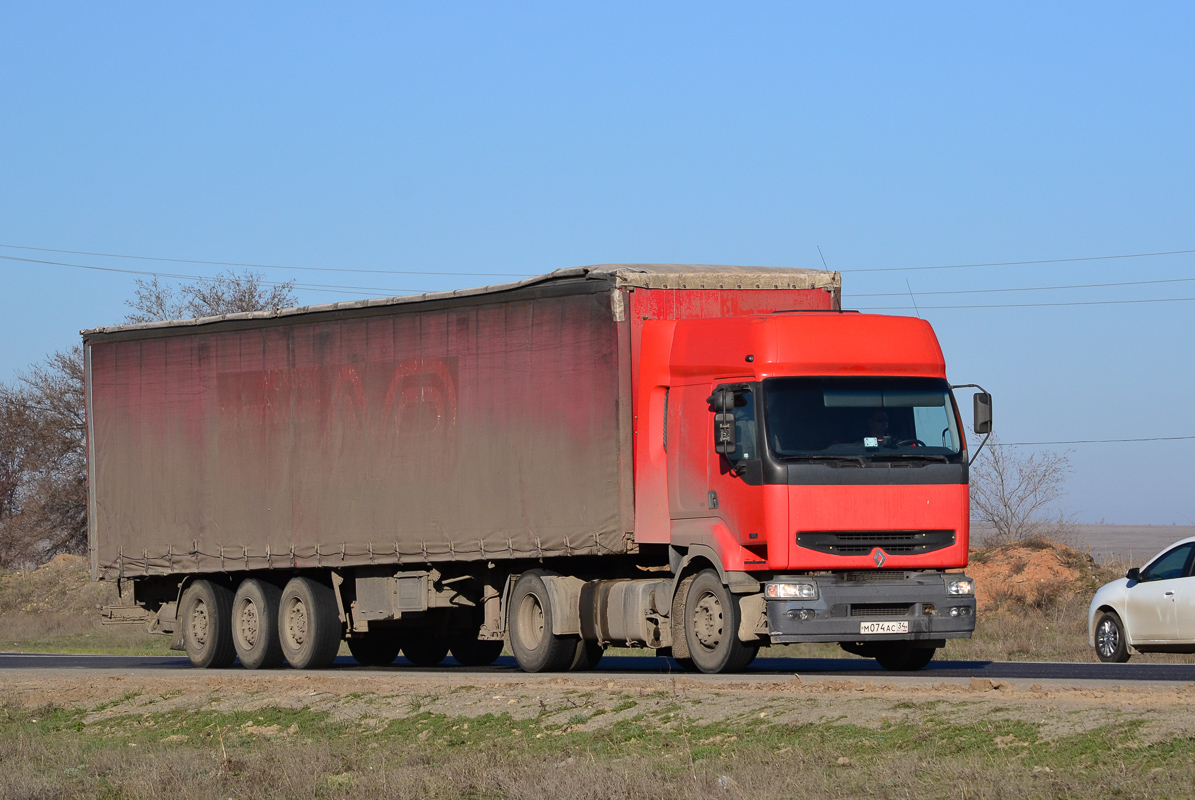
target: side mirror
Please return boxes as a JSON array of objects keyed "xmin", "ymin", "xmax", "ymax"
[
  {"xmin": 973, "ymin": 392, "xmax": 993, "ymax": 435},
  {"xmin": 711, "ymin": 389, "xmax": 738, "ymax": 455},
  {"xmin": 1126, "ymin": 567, "xmax": 1140, "ymax": 582}
]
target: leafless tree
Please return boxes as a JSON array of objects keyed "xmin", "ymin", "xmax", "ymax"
[
  {"xmin": 970, "ymin": 433, "xmax": 1073, "ymax": 544},
  {"xmin": 0, "ymin": 347, "xmax": 88, "ymax": 567},
  {"xmin": 125, "ymin": 270, "xmax": 298, "ymax": 324}
]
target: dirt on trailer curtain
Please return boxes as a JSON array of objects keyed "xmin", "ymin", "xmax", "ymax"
[{"xmin": 86, "ymin": 289, "xmax": 629, "ymax": 580}]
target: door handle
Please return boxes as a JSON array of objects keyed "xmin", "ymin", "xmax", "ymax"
[{"xmin": 1165, "ymin": 591, "xmax": 1175, "ymax": 596}]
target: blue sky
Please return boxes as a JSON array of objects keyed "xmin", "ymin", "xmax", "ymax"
[{"xmin": 2, "ymin": 3, "xmax": 1193, "ymax": 524}]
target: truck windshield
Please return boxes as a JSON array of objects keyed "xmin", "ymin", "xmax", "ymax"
[{"xmin": 762, "ymin": 377, "xmax": 962, "ymax": 460}]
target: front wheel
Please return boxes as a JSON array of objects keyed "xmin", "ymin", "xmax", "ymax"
[
  {"xmin": 1094, "ymin": 612, "xmax": 1131, "ymax": 663},
  {"xmin": 683, "ymin": 570, "xmax": 758, "ymax": 674},
  {"xmin": 874, "ymin": 645, "xmax": 937, "ymax": 671}
]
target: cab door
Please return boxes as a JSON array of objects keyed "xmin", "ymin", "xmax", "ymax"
[
  {"xmin": 1172, "ymin": 549, "xmax": 1195, "ymax": 642},
  {"xmin": 706, "ymin": 384, "xmax": 765, "ymax": 552},
  {"xmin": 1126, "ymin": 543, "xmax": 1195, "ymax": 643}
]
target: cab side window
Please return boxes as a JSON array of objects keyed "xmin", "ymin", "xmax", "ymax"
[{"xmin": 1139, "ymin": 544, "xmax": 1195, "ymax": 582}]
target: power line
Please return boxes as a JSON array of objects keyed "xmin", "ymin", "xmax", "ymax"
[
  {"xmin": 0, "ymin": 254, "xmax": 421, "ymax": 296},
  {"xmin": 989, "ymin": 435, "xmax": 1195, "ymax": 445},
  {"xmin": 854, "ymin": 295, "xmax": 1195, "ymax": 311},
  {"xmin": 0, "ymin": 242, "xmax": 532, "ymax": 278},
  {"xmin": 842, "ymin": 248, "xmax": 1195, "ymax": 274},
  {"xmin": 851, "ymin": 276, "xmax": 1195, "ymax": 298}
]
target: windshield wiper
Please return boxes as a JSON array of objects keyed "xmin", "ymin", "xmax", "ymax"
[
  {"xmin": 789, "ymin": 455, "xmax": 866, "ymax": 467},
  {"xmin": 870, "ymin": 453, "xmax": 951, "ymax": 464}
]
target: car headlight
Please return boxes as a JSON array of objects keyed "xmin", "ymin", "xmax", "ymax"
[
  {"xmin": 947, "ymin": 579, "xmax": 974, "ymax": 596},
  {"xmin": 765, "ymin": 582, "xmax": 818, "ymax": 600}
]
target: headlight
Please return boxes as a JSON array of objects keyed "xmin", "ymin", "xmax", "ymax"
[
  {"xmin": 765, "ymin": 582, "xmax": 818, "ymax": 600},
  {"xmin": 947, "ymin": 579, "xmax": 974, "ymax": 596}
]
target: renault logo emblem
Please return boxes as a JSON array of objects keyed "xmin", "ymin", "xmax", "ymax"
[{"xmin": 873, "ymin": 549, "xmax": 886, "ymax": 568}]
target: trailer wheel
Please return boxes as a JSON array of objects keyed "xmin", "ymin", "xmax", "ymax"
[
  {"xmin": 347, "ymin": 634, "xmax": 401, "ymax": 667},
  {"xmin": 181, "ymin": 580, "xmax": 237, "ymax": 669},
  {"xmin": 683, "ymin": 570, "xmax": 758, "ymax": 674},
  {"xmin": 508, "ymin": 570, "xmax": 577, "ymax": 672},
  {"xmin": 569, "ymin": 639, "xmax": 605, "ymax": 671},
  {"xmin": 231, "ymin": 579, "xmax": 284, "ymax": 669},
  {"xmin": 278, "ymin": 577, "xmax": 342, "ymax": 669},
  {"xmin": 873, "ymin": 645, "xmax": 937, "ymax": 671},
  {"xmin": 448, "ymin": 634, "xmax": 504, "ymax": 667},
  {"xmin": 400, "ymin": 632, "xmax": 449, "ymax": 667}
]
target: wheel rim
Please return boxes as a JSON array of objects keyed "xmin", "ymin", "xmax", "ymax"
[
  {"xmin": 516, "ymin": 593, "xmax": 545, "ymax": 650},
  {"xmin": 691, "ymin": 590, "xmax": 724, "ymax": 652},
  {"xmin": 1096, "ymin": 618, "xmax": 1119, "ymax": 658},
  {"xmin": 284, "ymin": 596, "xmax": 308, "ymax": 650},
  {"xmin": 235, "ymin": 597, "xmax": 260, "ymax": 651},
  {"xmin": 190, "ymin": 598, "xmax": 210, "ymax": 648}
]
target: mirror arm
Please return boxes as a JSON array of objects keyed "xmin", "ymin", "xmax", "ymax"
[{"xmin": 952, "ymin": 383, "xmax": 992, "ymax": 466}]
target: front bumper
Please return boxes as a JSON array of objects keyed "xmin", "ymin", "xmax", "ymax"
[{"xmin": 766, "ymin": 571, "xmax": 976, "ymax": 644}]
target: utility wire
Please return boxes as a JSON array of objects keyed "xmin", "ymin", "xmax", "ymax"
[
  {"xmin": 0, "ymin": 242, "xmax": 531, "ymax": 278},
  {"xmin": 842, "ymin": 248, "xmax": 1195, "ymax": 274},
  {"xmin": 854, "ymin": 296, "xmax": 1195, "ymax": 311},
  {"xmin": 851, "ymin": 276, "xmax": 1195, "ymax": 298},
  {"xmin": 0, "ymin": 254, "xmax": 422, "ymax": 296},
  {"xmin": 989, "ymin": 436, "xmax": 1195, "ymax": 445}
]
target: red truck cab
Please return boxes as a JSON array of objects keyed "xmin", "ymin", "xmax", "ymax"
[{"xmin": 633, "ymin": 307, "xmax": 977, "ymax": 670}]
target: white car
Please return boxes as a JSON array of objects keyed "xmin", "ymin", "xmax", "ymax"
[{"xmin": 1088, "ymin": 536, "xmax": 1195, "ymax": 662}]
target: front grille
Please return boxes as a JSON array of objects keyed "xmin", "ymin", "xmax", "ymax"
[
  {"xmin": 841, "ymin": 571, "xmax": 910, "ymax": 583},
  {"xmin": 796, "ymin": 530, "xmax": 955, "ymax": 556},
  {"xmin": 850, "ymin": 604, "xmax": 913, "ymax": 617}
]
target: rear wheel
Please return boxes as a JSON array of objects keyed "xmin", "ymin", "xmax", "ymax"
[
  {"xmin": 181, "ymin": 580, "xmax": 236, "ymax": 669},
  {"xmin": 231, "ymin": 579, "xmax": 284, "ymax": 670},
  {"xmin": 508, "ymin": 570, "xmax": 578, "ymax": 672},
  {"xmin": 448, "ymin": 633, "xmax": 504, "ymax": 667},
  {"xmin": 401, "ymin": 632, "xmax": 450, "ymax": 667},
  {"xmin": 874, "ymin": 645, "xmax": 937, "ymax": 671},
  {"xmin": 1094, "ymin": 611, "xmax": 1131, "ymax": 663},
  {"xmin": 278, "ymin": 577, "xmax": 342, "ymax": 669},
  {"xmin": 347, "ymin": 633, "xmax": 401, "ymax": 667},
  {"xmin": 569, "ymin": 639, "xmax": 605, "ymax": 671},
  {"xmin": 683, "ymin": 570, "xmax": 757, "ymax": 674}
]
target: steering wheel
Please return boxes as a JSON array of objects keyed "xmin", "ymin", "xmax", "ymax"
[{"xmin": 896, "ymin": 438, "xmax": 927, "ymax": 448}]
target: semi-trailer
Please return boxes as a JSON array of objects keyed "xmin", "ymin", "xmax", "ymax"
[{"xmin": 84, "ymin": 263, "xmax": 986, "ymax": 673}]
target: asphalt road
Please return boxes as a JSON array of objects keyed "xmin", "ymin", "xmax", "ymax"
[{"xmin": 3, "ymin": 652, "xmax": 1194, "ymax": 682}]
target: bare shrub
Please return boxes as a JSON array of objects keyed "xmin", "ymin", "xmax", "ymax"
[
  {"xmin": 970, "ymin": 434, "xmax": 1073, "ymax": 545},
  {"xmin": 125, "ymin": 270, "xmax": 297, "ymax": 324}
]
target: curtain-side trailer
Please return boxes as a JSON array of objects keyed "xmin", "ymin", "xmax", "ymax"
[{"xmin": 85, "ymin": 264, "xmax": 983, "ymax": 673}]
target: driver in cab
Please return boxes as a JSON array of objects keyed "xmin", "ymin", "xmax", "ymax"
[{"xmin": 864, "ymin": 409, "xmax": 890, "ymax": 447}]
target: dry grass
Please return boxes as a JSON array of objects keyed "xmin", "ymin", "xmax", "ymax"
[{"xmin": 4, "ymin": 695, "xmax": 1195, "ymax": 800}]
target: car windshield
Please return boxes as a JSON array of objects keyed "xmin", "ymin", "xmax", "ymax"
[{"xmin": 762, "ymin": 377, "xmax": 962, "ymax": 459}]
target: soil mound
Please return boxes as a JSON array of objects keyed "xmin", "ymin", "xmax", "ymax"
[
  {"xmin": 0, "ymin": 552, "xmax": 116, "ymax": 616},
  {"xmin": 966, "ymin": 537, "xmax": 1098, "ymax": 613}
]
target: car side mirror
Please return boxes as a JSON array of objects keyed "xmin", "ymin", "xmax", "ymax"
[
  {"xmin": 973, "ymin": 392, "xmax": 993, "ymax": 435},
  {"xmin": 1126, "ymin": 567, "xmax": 1140, "ymax": 582}
]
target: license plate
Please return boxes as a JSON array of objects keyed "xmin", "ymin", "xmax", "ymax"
[{"xmin": 860, "ymin": 621, "xmax": 909, "ymax": 634}]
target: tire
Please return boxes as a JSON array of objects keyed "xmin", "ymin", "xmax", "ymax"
[
  {"xmin": 278, "ymin": 577, "xmax": 342, "ymax": 669},
  {"xmin": 1094, "ymin": 611, "xmax": 1131, "ymax": 663},
  {"xmin": 508, "ymin": 570, "xmax": 579, "ymax": 672},
  {"xmin": 683, "ymin": 570, "xmax": 756, "ymax": 674},
  {"xmin": 347, "ymin": 633, "xmax": 401, "ymax": 667},
  {"xmin": 400, "ymin": 631, "xmax": 449, "ymax": 666},
  {"xmin": 672, "ymin": 656, "xmax": 697, "ymax": 672},
  {"xmin": 181, "ymin": 580, "xmax": 237, "ymax": 669},
  {"xmin": 569, "ymin": 639, "xmax": 605, "ymax": 671},
  {"xmin": 874, "ymin": 645, "xmax": 937, "ymax": 671},
  {"xmin": 231, "ymin": 579, "xmax": 284, "ymax": 670},
  {"xmin": 448, "ymin": 633, "xmax": 504, "ymax": 667}
]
